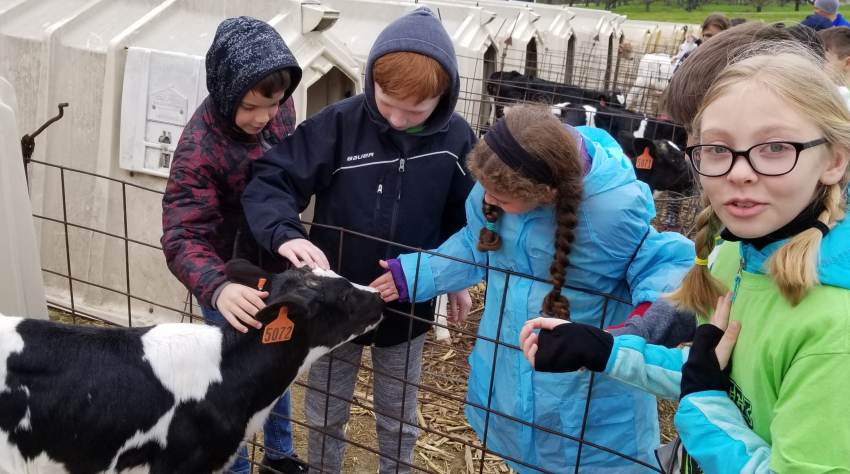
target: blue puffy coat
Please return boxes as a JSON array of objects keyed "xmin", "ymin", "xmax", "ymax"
[{"xmin": 398, "ymin": 126, "xmax": 695, "ymax": 473}]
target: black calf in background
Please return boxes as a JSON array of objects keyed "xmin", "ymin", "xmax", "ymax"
[
  {"xmin": 486, "ymin": 70, "xmax": 624, "ymax": 118},
  {"xmin": 628, "ymin": 137, "xmax": 694, "ymax": 194}
]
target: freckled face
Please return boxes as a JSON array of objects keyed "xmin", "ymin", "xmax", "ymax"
[{"xmin": 374, "ymin": 83, "xmax": 441, "ymax": 131}]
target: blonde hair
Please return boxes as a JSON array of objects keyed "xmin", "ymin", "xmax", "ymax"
[{"xmin": 670, "ymin": 46, "xmax": 850, "ymax": 314}]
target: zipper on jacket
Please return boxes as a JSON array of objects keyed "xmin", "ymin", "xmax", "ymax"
[
  {"xmin": 388, "ymin": 158, "xmax": 406, "ymax": 243},
  {"xmin": 375, "ymin": 183, "xmax": 384, "ymax": 210},
  {"xmin": 731, "ymin": 256, "xmax": 744, "ymax": 303},
  {"xmin": 373, "ymin": 178, "xmax": 385, "ymax": 228}
]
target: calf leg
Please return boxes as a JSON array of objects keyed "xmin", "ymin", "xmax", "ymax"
[
  {"xmin": 305, "ymin": 342, "xmax": 363, "ymax": 474},
  {"xmin": 371, "ymin": 334, "xmax": 425, "ymax": 474}
]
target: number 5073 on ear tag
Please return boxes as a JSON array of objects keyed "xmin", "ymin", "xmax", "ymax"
[{"xmin": 263, "ymin": 306, "xmax": 294, "ymax": 344}]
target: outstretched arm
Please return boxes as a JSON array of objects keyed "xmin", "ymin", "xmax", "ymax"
[
  {"xmin": 242, "ymin": 113, "xmax": 337, "ymax": 268},
  {"xmin": 522, "ymin": 316, "xmax": 689, "ymax": 400}
]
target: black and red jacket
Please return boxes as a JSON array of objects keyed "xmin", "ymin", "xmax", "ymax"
[{"xmin": 161, "ymin": 16, "xmax": 301, "ymax": 308}]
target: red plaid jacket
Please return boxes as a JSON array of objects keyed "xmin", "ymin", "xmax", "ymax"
[{"xmin": 161, "ymin": 97, "xmax": 296, "ymax": 308}]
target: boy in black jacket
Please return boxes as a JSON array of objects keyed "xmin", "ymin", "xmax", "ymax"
[{"xmin": 242, "ymin": 8, "xmax": 475, "ymax": 473}]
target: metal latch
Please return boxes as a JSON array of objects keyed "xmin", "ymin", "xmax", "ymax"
[{"xmin": 20, "ymin": 102, "xmax": 69, "ymax": 180}]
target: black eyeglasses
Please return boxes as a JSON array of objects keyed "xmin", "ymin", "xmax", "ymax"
[{"xmin": 685, "ymin": 138, "xmax": 828, "ymax": 177}]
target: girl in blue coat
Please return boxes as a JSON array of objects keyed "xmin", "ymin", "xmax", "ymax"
[{"xmin": 371, "ymin": 105, "xmax": 694, "ymax": 473}]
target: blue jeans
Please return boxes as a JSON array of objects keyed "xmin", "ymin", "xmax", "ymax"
[{"xmin": 202, "ymin": 306, "xmax": 296, "ymax": 473}]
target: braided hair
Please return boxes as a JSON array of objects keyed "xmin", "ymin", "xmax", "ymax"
[
  {"xmin": 477, "ymin": 202, "xmax": 504, "ymax": 251},
  {"xmin": 468, "ymin": 105, "xmax": 585, "ymax": 319}
]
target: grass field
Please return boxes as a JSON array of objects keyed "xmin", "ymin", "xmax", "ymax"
[{"xmin": 580, "ymin": 1, "xmax": 810, "ymax": 24}]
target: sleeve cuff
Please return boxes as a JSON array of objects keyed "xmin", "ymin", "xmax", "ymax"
[
  {"xmin": 607, "ymin": 301, "xmax": 651, "ymax": 330},
  {"xmin": 271, "ymin": 226, "xmax": 309, "ymax": 255},
  {"xmin": 387, "ymin": 259, "xmax": 410, "ymax": 302},
  {"xmin": 209, "ymin": 282, "xmax": 230, "ymax": 310}
]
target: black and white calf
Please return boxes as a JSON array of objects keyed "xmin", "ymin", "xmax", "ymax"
[
  {"xmin": 627, "ymin": 137, "xmax": 694, "ymax": 195},
  {"xmin": 0, "ymin": 261, "xmax": 384, "ymax": 473},
  {"xmin": 486, "ymin": 70, "xmax": 625, "ymax": 120}
]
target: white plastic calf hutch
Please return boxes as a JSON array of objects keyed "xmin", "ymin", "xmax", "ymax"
[
  {"xmin": 620, "ymin": 20, "xmax": 661, "ymax": 55},
  {"xmin": 473, "ymin": 1, "xmax": 624, "ymax": 91},
  {"xmin": 465, "ymin": 0, "xmax": 579, "ymax": 84},
  {"xmin": 624, "ymin": 19, "xmax": 694, "ymax": 54},
  {"xmin": 0, "ymin": 0, "xmax": 360, "ymax": 326},
  {"xmin": 0, "ymin": 76, "xmax": 47, "ymax": 319},
  {"xmin": 416, "ymin": 1, "xmax": 503, "ymax": 132},
  {"xmin": 558, "ymin": 6, "xmax": 624, "ymax": 91},
  {"xmin": 457, "ymin": 0, "xmax": 551, "ymax": 82}
]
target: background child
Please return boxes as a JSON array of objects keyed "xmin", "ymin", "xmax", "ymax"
[
  {"xmin": 818, "ymin": 27, "xmax": 850, "ymax": 105},
  {"xmin": 523, "ymin": 47, "xmax": 850, "ymax": 473},
  {"xmin": 372, "ymin": 106, "xmax": 694, "ymax": 473},
  {"xmin": 807, "ymin": 0, "xmax": 850, "ymax": 28},
  {"xmin": 161, "ymin": 16, "xmax": 305, "ymax": 474},
  {"xmin": 241, "ymin": 8, "xmax": 476, "ymax": 474},
  {"xmin": 700, "ymin": 13, "xmax": 731, "ymax": 41},
  {"xmin": 664, "ymin": 22, "xmax": 820, "ymax": 132}
]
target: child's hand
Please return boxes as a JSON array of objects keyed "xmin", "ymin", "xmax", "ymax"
[
  {"xmin": 709, "ymin": 292, "xmax": 740, "ymax": 370},
  {"xmin": 369, "ymin": 260, "xmax": 399, "ymax": 302},
  {"xmin": 680, "ymin": 292, "xmax": 741, "ymax": 398},
  {"xmin": 215, "ymin": 283, "xmax": 268, "ymax": 333},
  {"xmin": 447, "ymin": 289, "xmax": 472, "ymax": 324},
  {"xmin": 277, "ymin": 238, "xmax": 329, "ymax": 269},
  {"xmin": 520, "ymin": 317, "xmax": 614, "ymax": 372},
  {"xmin": 520, "ymin": 318, "xmax": 571, "ymax": 368}
]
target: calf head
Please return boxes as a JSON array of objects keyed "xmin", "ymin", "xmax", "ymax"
[
  {"xmin": 486, "ymin": 70, "xmax": 525, "ymax": 98},
  {"xmin": 225, "ymin": 259, "xmax": 384, "ymax": 351},
  {"xmin": 630, "ymin": 138, "xmax": 694, "ymax": 194}
]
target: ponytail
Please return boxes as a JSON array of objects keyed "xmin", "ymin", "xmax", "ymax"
[
  {"xmin": 768, "ymin": 183, "xmax": 844, "ymax": 304},
  {"xmin": 668, "ymin": 199, "xmax": 728, "ymax": 316}
]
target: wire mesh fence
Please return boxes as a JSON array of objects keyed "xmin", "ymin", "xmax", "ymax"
[
  {"xmin": 453, "ymin": 41, "xmax": 686, "ymax": 135},
  {"xmin": 26, "ymin": 158, "xmax": 670, "ymax": 473},
  {"xmin": 450, "ymin": 40, "xmax": 700, "ymax": 237}
]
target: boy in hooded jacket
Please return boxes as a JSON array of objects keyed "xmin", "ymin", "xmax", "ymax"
[
  {"xmin": 241, "ymin": 8, "xmax": 476, "ymax": 473},
  {"xmin": 161, "ymin": 17, "xmax": 306, "ymax": 474}
]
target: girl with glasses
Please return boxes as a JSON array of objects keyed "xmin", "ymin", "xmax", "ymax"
[{"xmin": 521, "ymin": 46, "xmax": 850, "ymax": 473}]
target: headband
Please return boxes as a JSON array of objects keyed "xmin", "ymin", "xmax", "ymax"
[{"xmin": 484, "ymin": 118, "xmax": 555, "ymax": 186}]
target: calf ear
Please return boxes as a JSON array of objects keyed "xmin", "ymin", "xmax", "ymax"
[
  {"xmin": 224, "ymin": 259, "xmax": 271, "ymax": 291},
  {"xmin": 256, "ymin": 293, "xmax": 316, "ymax": 327},
  {"xmin": 633, "ymin": 138, "xmax": 656, "ymax": 158},
  {"xmin": 254, "ymin": 301, "xmax": 284, "ymax": 325}
]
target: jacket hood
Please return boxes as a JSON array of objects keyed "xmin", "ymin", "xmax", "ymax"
[
  {"xmin": 801, "ymin": 13, "xmax": 833, "ymax": 30},
  {"xmin": 576, "ymin": 125, "xmax": 647, "ymax": 199},
  {"xmin": 739, "ymin": 212, "xmax": 850, "ymax": 291},
  {"xmin": 363, "ymin": 7, "xmax": 460, "ymax": 136},
  {"xmin": 205, "ymin": 16, "xmax": 302, "ymax": 126}
]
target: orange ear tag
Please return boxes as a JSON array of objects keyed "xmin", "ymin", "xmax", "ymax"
[
  {"xmin": 257, "ymin": 278, "xmax": 267, "ymax": 291},
  {"xmin": 262, "ymin": 306, "xmax": 294, "ymax": 344},
  {"xmin": 635, "ymin": 147, "xmax": 654, "ymax": 170}
]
